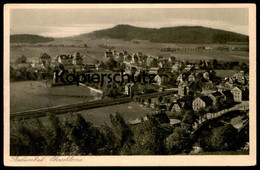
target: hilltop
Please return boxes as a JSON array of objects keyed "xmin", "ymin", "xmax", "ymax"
[
  {"xmin": 87, "ymin": 24, "xmax": 249, "ymax": 44},
  {"xmin": 10, "ymin": 34, "xmax": 55, "ymax": 44}
]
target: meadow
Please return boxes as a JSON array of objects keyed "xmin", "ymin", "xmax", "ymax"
[
  {"xmin": 10, "ymin": 81, "xmax": 101, "ymax": 112},
  {"xmin": 29, "ymin": 101, "xmax": 152, "ymax": 127},
  {"xmin": 215, "ymin": 70, "xmax": 238, "ymax": 78}
]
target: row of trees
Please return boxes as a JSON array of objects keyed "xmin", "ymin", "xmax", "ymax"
[
  {"xmin": 11, "ymin": 110, "xmax": 247, "ymax": 156},
  {"xmin": 10, "ymin": 67, "xmax": 53, "ymax": 82},
  {"xmin": 200, "ymin": 59, "xmax": 249, "ymax": 74},
  {"xmin": 10, "ymin": 112, "xmax": 172, "ymax": 155}
]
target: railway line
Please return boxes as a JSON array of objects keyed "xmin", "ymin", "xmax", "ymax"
[
  {"xmin": 10, "ymin": 89, "xmax": 178, "ymax": 120},
  {"xmin": 10, "ymin": 97, "xmax": 131, "ymax": 120}
]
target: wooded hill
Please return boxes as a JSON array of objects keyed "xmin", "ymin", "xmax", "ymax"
[
  {"xmin": 10, "ymin": 34, "xmax": 55, "ymax": 44},
  {"xmin": 89, "ymin": 24, "xmax": 249, "ymax": 44}
]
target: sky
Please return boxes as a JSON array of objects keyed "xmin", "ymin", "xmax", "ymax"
[{"xmin": 10, "ymin": 8, "xmax": 249, "ymax": 38}]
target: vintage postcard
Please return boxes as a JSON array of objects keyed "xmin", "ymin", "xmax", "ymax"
[{"xmin": 3, "ymin": 3, "xmax": 256, "ymax": 166}]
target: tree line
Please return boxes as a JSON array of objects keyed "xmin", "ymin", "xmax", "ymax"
[{"xmin": 10, "ymin": 111, "xmax": 248, "ymax": 156}]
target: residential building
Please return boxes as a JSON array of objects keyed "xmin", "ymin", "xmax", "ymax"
[
  {"xmin": 154, "ymin": 75, "xmax": 162, "ymax": 86},
  {"xmin": 178, "ymin": 81, "xmax": 195, "ymax": 97},
  {"xmin": 72, "ymin": 52, "xmax": 83, "ymax": 65},
  {"xmin": 231, "ymin": 86, "xmax": 244, "ymax": 102},
  {"xmin": 105, "ymin": 50, "xmax": 113, "ymax": 58},
  {"xmin": 149, "ymin": 67, "xmax": 160, "ymax": 75},
  {"xmin": 208, "ymin": 91, "xmax": 224, "ymax": 105},
  {"xmin": 188, "ymin": 73, "xmax": 196, "ymax": 82},
  {"xmin": 56, "ymin": 54, "xmax": 73, "ymax": 65},
  {"xmin": 170, "ymin": 101, "xmax": 185, "ymax": 113},
  {"xmin": 192, "ymin": 96, "xmax": 213, "ymax": 111},
  {"xmin": 184, "ymin": 64, "xmax": 194, "ymax": 72},
  {"xmin": 171, "ymin": 62, "xmax": 181, "ymax": 72},
  {"xmin": 124, "ymin": 83, "xmax": 134, "ymax": 95},
  {"xmin": 220, "ymin": 90, "xmax": 234, "ymax": 101},
  {"xmin": 177, "ymin": 74, "xmax": 185, "ymax": 82},
  {"xmin": 203, "ymin": 71, "xmax": 210, "ymax": 80},
  {"xmin": 39, "ymin": 53, "xmax": 52, "ymax": 66}
]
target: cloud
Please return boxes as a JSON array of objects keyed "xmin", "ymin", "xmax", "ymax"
[{"xmin": 10, "ymin": 8, "xmax": 249, "ymax": 37}]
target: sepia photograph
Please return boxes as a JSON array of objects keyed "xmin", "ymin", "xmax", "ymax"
[{"xmin": 4, "ymin": 3, "xmax": 256, "ymax": 166}]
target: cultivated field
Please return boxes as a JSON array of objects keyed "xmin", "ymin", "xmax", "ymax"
[{"xmin": 10, "ymin": 81, "xmax": 101, "ymax": 112}]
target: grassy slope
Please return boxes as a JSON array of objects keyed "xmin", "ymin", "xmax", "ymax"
[{"xmin": 10, "ymin": 81, "xmax": 101, "ymax": 112}]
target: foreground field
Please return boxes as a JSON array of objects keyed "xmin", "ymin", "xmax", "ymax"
[
  {"xmin": 10, "ymin": 81, "xmax": 101, "ymax": 112},
  {"xmin": 34, "ymin": 101, "xmax": 151, "ymax": 127}
]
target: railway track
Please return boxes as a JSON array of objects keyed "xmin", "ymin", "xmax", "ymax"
[
  {"xmin": 10, "ymin": 97, "xmax": 131, "ymax": 120},
  {"xmin": 10, "ymin": 89, "xmax": 178, "ymax": 120}
]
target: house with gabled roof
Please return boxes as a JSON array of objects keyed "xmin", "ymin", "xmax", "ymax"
[
  {"xmin": 220, "ymin": 90, "xmax": 234, "ymax": 101},
  {"xmin": 231, "ymin": 86, "xmax": 247, "ymax": 102},
  {"xmin": 192, "ymin": 96, "xmax": 213, "ymax": 111},
  {"xmin": 149, "ymin": 67, "xmax": 160, "ymax": 75},
  {"xmin": 39, "ymin": 53, "xmax": 52, "ymax": 65},
  {"xmin": 184, "ymin": 64, "xmax": 194, "ymax": 72},
  {"xmin": 188, "ymin": 73, "xmax": 196, "ymax": 82},
  {"xmin": 208, "ymin": 91, "xmax": 224, "ymax": 105},
  {"xmin": 171, "ymin": 62, "xmax": 181, "ymax": 72},
  {"xmin": 170, "ymin": 100, "xmax": 186, "ymax": 113}
]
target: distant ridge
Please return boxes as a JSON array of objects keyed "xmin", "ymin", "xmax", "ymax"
[
  {"xmin": 10, "ymin": 34, "xmax": 55, "ymax": 44},
  {"xmin": 88, "ymin": 24, "xmax": 249, "ymax": 44}
]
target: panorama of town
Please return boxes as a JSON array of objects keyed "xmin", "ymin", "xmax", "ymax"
[{"xmin": 10, "ymin": 43, "xmax": 249, "ymax": 155}]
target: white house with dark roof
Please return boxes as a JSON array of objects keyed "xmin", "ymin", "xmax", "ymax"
[{"xmin": 231, "ymin": 86, "xmax": 243, "ymax": 102}]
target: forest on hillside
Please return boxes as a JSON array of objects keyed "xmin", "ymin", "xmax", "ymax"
[{"xmin": 91, "ymin": 25, "xmax": 249, "ymax": 44}]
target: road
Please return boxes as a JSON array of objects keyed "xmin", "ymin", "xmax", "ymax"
[{"xmin": 192, "ymin": 101, "xmax": 249, "ymax": 133}]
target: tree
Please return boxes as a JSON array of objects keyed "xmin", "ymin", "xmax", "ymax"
[
  {"xmin": 150, "ymin": 58, "xmax": 158, "ymax": 67},
  {"xmin": 131, "ymin": 115, "xmax": 169, "ymax": 155},
  {"xmin": 10, "ymin": 119, "xmax": 48, "ymax": 156},
  {"xmin": 130, "ymin": 67, "xmax": 137, "ymax": 75},
  {"xmin": 104, "ymin": 83, "xmax": 120, "ymax": 98},
  {"xmin": 161, "ymin": 76, "xmax": 169, "ymax": 86},
  {"xmin": 118, "ymin": 55, "xmax": 124, "ymax": 63},
  {"xmin": 166, "ymin": 127, "xmax": 193, "ymax": 154},
  {"xmin": 106, "ymin": 57, "xmax": 118, "ymax": 71},
  {"xmin": 210, "ymin": 124, "xmax": 238, "ymax": 151},
  {"xmin": 182, "ymin": 110, "xmax": 198, "ymax": 131},
  {"xmin": 99, "ymin": 61, "xmax": 107, "ymax": 70},
  {"xmin": 212, "ymin": 59, "xmax": 219, "ymax": 69},
  {"xmin": 61, "ymin": 113, "xmax": 106, "ymax": 155},
  {"xmin": 109, "ymin": 112, "xmax": 135, "ymax": 155}
]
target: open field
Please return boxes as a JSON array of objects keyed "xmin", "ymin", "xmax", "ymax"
[
  {"xmin": 168, "ymin": 50, "xmax": 249, "ymax": 63},
  {"xmin": 10, "ymin": 81, "xmax": 101, "ymax": 112},
  {"xmin": 10, "ymin": 37, "xmax": 249, "ymax": 64},
  {"xmin": 33, "ymin": 101, "xmax": 152, "ymax": 127},
  {"xmin": 76, "ymin": 102, "xmax": 152, "ymax": 126},
  {"xmin": 215, "ymin": 70, "xmax": 238, "ymax": 78}
]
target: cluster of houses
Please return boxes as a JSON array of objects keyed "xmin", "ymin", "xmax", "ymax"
[
  {"xmin": 105, "ymin": 49, "xmax": 176, "ymax": 67},
  {"xmin": 10, "ymin": 51, "xmax": 102, "ymax": 73},
  {"xmin": 10, "ymin": 53, "xmax": 53, "ymax": 70},
  {"xmin": 160, "ymin": 46, "xmax": 248, "ymax": 52},
  {"xmin": 11, "ymin": 43, "xmax": 89, "ymax": 48},
  {"xmin": 131, "ymin": 83, "xmax": 248, "ymax": 121}
]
